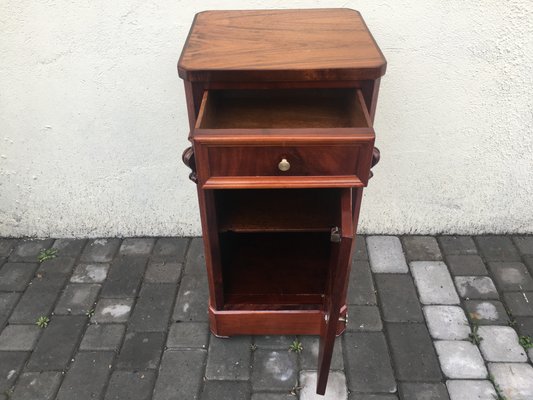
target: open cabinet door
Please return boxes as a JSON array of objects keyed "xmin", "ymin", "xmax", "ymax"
[{"xmin": 316, "ymin": 188, "xmax": 354, "ymax": 394}]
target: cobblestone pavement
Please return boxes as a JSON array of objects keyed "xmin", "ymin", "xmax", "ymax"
[{"xmin": 0, "ymin": 236, "xmax": 533, "ymax": 399}]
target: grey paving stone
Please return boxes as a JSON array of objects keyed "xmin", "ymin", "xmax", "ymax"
[
  {"xmin": 300, "ymin": 370, "xmax": 347, "ymax": 400},
  {"xmin": 343, "ymin": 332, "xmax": 396, "ymax": 393},
  {"xmin": 402, "ymin": 236, "xmax": 443, "ymax": 261},
  {"xmin": 525, "ymin": 255, "xmax": 533, "ymax": 276},
  {"xmin": 172, "ymin": 273, "xmax": 209, "ymax": 322},
  {"xmin": 513, "ymin": 236, "xmax": 533, "ymax": 255},
  {"xmin": 300, "ymin": 336, "xmax": 343, "ymax": 370},
  {"xmin": 254, "ymin": 335, "xmax": 294, "ymax": 349},
  {"xmin": 116, "ymin": 331, "xmax": 165, "ymax": 370},
  {"xmin": 54, "ymin": 283, "xmax": 100, "ymax": 315},
  {"xmin": 9, "ymin": 239, "xmax": 54, "ymax": 262},
  {"xmin": 0, "ymin": 351, "xmax": 28, "ymax": 392},
  {"xmin": 446, "ymin": 255, "xmax": 488, "ymax": 276},
  {"xmin": 367, "ymin": 236, "xmax": 408, "ymax": 273},
  {"xmin": 9, "ymin": 279, "xmax": 64, "ymax": 323},
  {"xmin": 375, "ymin": 274, "xmax": 423, "ymax": 322},
  {"xmin": 11, "ymin": 371, "xmax": 62, "ymax": 400},
  {"xmin": 347, "ymin": 305, "xmax": 382, "ymax": 332},
  {"xmin": 0, "ymin": 239, "xmax": 17, "ymax": 257},
  {"xmin": 153, "ymin": 350, "xmax": 206, "ymax": 400},
  {"xmin": 386, "ymin": 323, "xmax": 442, "ymax": 381},
  {"xmin": 80, "ymin": 324, "xmax": 126, "ymax": 351},
  {"xmin": 0, "ymin": 324, "xmax": 40, "ymax": 350},
  {"xmin": 488, "ymin": 262, "xmax": 533, "ymax": 291},
  {"xmin": 454, "ymin": 276, "xmax": 498, "ymax": 299},
  {"xmin": 56, "ymin": 351, "xmax": 114, "ymax": 400},
  {"xmin": 144, "ymin": 261, "xmax": 182, "ymax": 283},
  {"xmin": 128, "ymin": 283, "xmax": 177, "ymax": 332},
  {"xmin": 153, "ymin": 237, "xmax": 189, "ymax": 261},
  {"xmin": 515, "ymin": 316, "xmax": 533, "ymax": 336},
  {"xmin": 166, "ymin": 322, "xmax": 209, "ymax": 349},
  {"xmin": 465, "ymin": 300, "xmax": 510, "ymax": 325},
  {"xmin": 70, "ymin": 263, "xmax": 109, "ymax": 283},
  {"xmin": 200, "ymin": 380, "xmax": 251, "ymax": 400},
  {"xmin": 101, "ymin": 256, "xmax": 148, "ymax": 298},
  {"xmin": 0, "ymin": 293, "xmax": 20, "ymax": 328},
  {"xmin": 488, "ymin": 363, "xmax": 533, "ymax": 400},
  {"xmin": 51, "ymin": 238, "xmax": 87, "ymax": 258},
  {"xmin": 252, "ymin": 394, "xmax": 294, "ymax": 400},
  {"xmin": 206, "ymin": 335, "xmax": 251, "ymax": 380},
  {"xmin": 423, "ymin": 306, "xmax": 470, "ymax": 340},
  {"xmin": 104, "ymin": 370, "xmax": 156, "ymax": 400},
  {"xmin": 353, "ymin": 236, "xmax": 368, "ymax": 260},
  {"xmin": 475, "ymin": 236, "xmax": 521, "ymax": 262},
  {"xmin": 119, "ymin": 238, "xmax": 155, "ymax": 255},
  {"xmin": 349, "ymin": 395, "xmax": 398, "ymax": 400},
  {"xmin": 184, "ymin": 238, "xmax": 207, "ymax": 275},
  {"xmin": 445, "ymin": 380, "xmax": 496, "ymax": 400},
  {"xmin": 503, "ymin": 292, "xmax": 533, "ymax": 316},
  {"xmin": 26, "ymin": 315, "xmax": 86, "ymax": 371},
  {"xmin": 477, "ymin": 325, "xmax": 527, "ymax": 361},
  {"xmin": 92, "ymin": 298, "xmax": 134, "ymax": 323},
  {"xmin": 0, "ymin": 262, "xmax": 39, "ymax": 291},
  {"xmin": 347, "ymin": 260, "xmax": 376, "ymax": 305},
  {"xmin": 252, "ymin": 349, "xmax": 298, "ymax": 391},
  {"xmin": 80, "ymin": 238, "xmax": 121, "ymax": 262},
  {"xmin": 434, "ymin": 341, "xmax": 487, "ymax": 379},
  {"xmin": 411, "ymin": 261, "xmax": 460, "ymax": 305},
  {"xmin": 399, "ymin": 382, "xmax": 449, "ymax": 400},
  {"xmin": 37, "ymin": 257, "xmax": 76, "ymax": 276},
  {"xmin": 438, "ymin": 236, "xmax": 477, "ymax": 255}
]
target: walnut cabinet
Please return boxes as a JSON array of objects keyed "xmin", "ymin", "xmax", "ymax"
[{"xmin": 178, "ymin": 9, "xmax": 386, "ymax": 394}]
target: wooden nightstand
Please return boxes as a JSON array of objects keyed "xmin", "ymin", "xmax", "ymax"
[{"xmin": 179, "ymin": 9, "xmax": 386, "ymax": 394}]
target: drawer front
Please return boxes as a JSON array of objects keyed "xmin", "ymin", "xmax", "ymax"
[
  {"xmin": 208, "ymin": 145, "xmax": 361, "ymax": 177},
  {"xmin": 193, "ymin": 135, "xmax": 374, "ymax": 189}
]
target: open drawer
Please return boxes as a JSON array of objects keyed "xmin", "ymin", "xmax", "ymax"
[{"xmin": 192, "ymin": 88, "xmax": 375, "ymax": 189}]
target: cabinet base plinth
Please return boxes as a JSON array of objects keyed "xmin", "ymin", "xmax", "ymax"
[{"xmin": 208, "ymin": 305, "xmax": 347, "ymax": 337}]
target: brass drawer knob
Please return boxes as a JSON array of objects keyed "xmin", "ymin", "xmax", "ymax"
[{"xmin": 278, "ymin": 158, "xmax": 290, "ymax": 172}]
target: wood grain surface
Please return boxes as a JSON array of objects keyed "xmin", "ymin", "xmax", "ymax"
[{"xmin": 179, "ymin": 9, "xmax": 386, "ymax": 82}]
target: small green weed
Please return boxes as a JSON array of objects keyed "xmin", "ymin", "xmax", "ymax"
[
  {"xmin": 488, "ymin": 373, "xmax": 507, "ymax": 400},
  {"xmin": 468, "ymin": 323, "xmax": 483, "ymax": 345},
  {"xmin": 250, "ymin": 344, "xmax": 258, "ymax": 352},
  {"xmin": 519, "ymin": 335, "xmax": 533, "ymax": 350},
  {"xmin": 36, "ymin": 316, "xmax": 50, "ymax": 328},
  {"xmin": 85, "ymin": 309, "xmax": 95, "ymax": 318},
  {"xmin": 38, "ymin": 248, "xmax": 58, "ymax": 263},
  {"xmin": 289, "ymin": 382, "xmax": 302, "ymax": 396},
  {"xmin": 288, "ymin": 339, "xmax": 303, "ymax": 353}
]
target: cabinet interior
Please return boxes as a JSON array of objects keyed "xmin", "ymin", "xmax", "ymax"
[{"xmin": 215, "ymin": 188, "xmax": 343, "ymax": 309}]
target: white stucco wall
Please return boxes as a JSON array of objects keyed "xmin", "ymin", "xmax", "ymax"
[{"xmin": 0, "ymin": 1, "xmax": 532, "ymax": 237}]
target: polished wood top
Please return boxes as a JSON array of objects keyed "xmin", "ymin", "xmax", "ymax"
[{"xmin": 178, "ymin": 9, "xmax": 386, "ymax": 82}]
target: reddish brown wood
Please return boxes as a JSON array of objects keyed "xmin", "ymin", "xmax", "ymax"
[
  {"xmin": 215, "ymin": 188, "xmax": 339, "ymax": 233},
  {"xmin": 202, "ymin": 176, "xmax": 363, "ymax": 190},
  {"xmin": 181, "ymin": 147, "xmax": 197, "ymax": 183},
  {"xmin": 317, "ymin": 189, "xmax": 354, "ymax": 394},
  {"xmin": 179, "ymin": 9, "xmax": 386, "ymax": 82},
  {"xmin": 209, "ymin": 306, "xmax": 323, "ymax": 336},
  {"xmin": 178, "ymin": 8, "xmax": 385, "ymax": 394}
]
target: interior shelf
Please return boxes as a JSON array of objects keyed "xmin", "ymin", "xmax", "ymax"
[
  {"xmin": 215, "ymin": 188, "xmax": 340, "ymax": 232},
  {"xmin": 220, "ymin": 231, "xmax": 330, "ymax": 307}
]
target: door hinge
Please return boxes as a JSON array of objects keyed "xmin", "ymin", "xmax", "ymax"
[{"xmin": 330, "ymin": 227, "xmax": 341, "ymax": 243}]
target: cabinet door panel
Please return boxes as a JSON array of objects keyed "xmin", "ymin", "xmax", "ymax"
[{"xmin": 317, "ymin": 188, "xmax": 354, "ymax": 394}]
